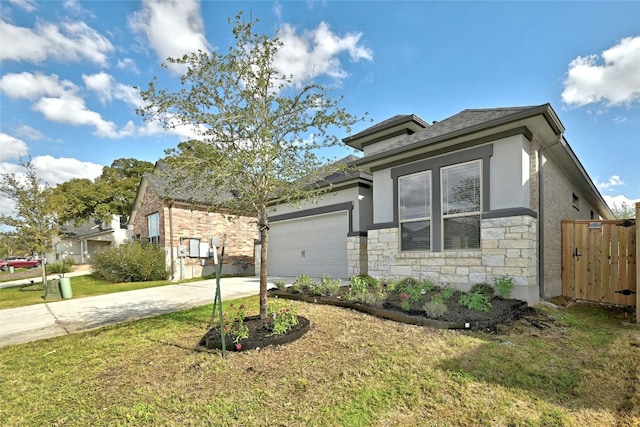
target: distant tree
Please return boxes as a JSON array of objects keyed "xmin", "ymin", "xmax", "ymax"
[
  {"xmin": 94, "ymin": 158, "xmax": 154, "ymax": 223},
  {"xmin": 0, "ymin": 162, "xmax": 59, "ymax": 288},
  {"xmin": 610, "ymin": 201, "xmax": 636, "ymax": 219},
  {"xmin": 51, "ymin": 158, "xmax": 153, "ymax": 225},
  {"xmin": 137, "ymin": 13, "xmax": 365, "ymax": 320}
]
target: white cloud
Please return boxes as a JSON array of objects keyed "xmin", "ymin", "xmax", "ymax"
[
  {"xmin": 0, "ymin": 72, "xmax": 136, "ymax": 138},
  {"xmin": 83, "ymin": 72, "xmax": 143, "ymax": 108},
  {"xmin": 595, "ymin": 175, "xmax": 624, "ymax": 191},
  {"xmin": 562, "ymin": 36, "xmax": 640, "ymax": 107},
  {"xmin": 0, "ymin": 72, "xmax": 75, "ymax": 99},
  {"xmin": 0, "ymin": 155, "xmax": 104, "ymax": 218},
  {"xmin": 128, "ymin": 0, "xmax": 210, "ymax": 73},
  {"xmin": 0, "ymin": 19, "xmax": 114, "ymax": 66},
  {"xmin": 7, "ymin": 0, "xmax": 38, "ymax": 12},
  {"xmin": 14, "ymin": 125, "xmax": 46, "ymax": 141},
  {"xmin": 0, "ymin": 133, "xmax": 29, "ymax": 162},
  {"xmin": 273, "ymin": 21, "xmax": 372, "ymax": 88},
  {"xmin": 116, "ymin": 58, "xmax": 140, "ymax": 74},
  {"xmin": 30, "ymin": 155, "xmax": 103, "ymax": 185}
]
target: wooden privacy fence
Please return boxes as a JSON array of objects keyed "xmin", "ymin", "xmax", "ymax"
[{"xmin": 562, "ymin": 216, "xmax": 637, "ymax": 308}]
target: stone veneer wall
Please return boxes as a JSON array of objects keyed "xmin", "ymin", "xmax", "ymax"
[
  {"xmin": 347, "ymin": 235, "xmax": 368, "ymax": 277},
  {"xmin": 367, "ymin": 215, "xmax": 539, "ymax": 305}
]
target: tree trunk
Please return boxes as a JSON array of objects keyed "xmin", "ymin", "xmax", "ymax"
[{"xmin": 259, "ymin": 225, "xmax": 269, "ymax": 321}]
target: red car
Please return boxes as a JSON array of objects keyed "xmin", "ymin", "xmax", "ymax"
[{"xmin": 0, "ymin": 257, "xmax": 42, "ymax": 271}]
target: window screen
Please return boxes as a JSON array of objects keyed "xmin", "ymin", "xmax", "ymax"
[
  {"xmin": 441, "ymin": 161, "xmax": 481, "ymax": 250},
  {"xmin": 398, "ymin": 171, "xmax": 431, "ymax": 250}
]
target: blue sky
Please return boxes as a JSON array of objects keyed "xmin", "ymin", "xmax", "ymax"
[{"xmin": 1, "ymin": 0, "xmax": 639, "ymax": 217}]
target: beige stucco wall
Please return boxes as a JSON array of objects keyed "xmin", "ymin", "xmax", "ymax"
[{"xmin": 536, "ymin": 147, "xmax": 599, "ymax": 297}]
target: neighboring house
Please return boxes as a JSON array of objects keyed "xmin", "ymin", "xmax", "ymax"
[
  {"xmin": 266, "ymin": 104, "xmax": 613, "ymax": 305},
  {"xmin": 51, "ymin": 215, "xmax": 131, "ymax": 264},
  {"xmin": 129, "ymin": 162, "xmax": 257, "ymax": 280}
]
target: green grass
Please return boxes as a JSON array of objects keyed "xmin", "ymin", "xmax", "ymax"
[
  {"xmin": 0, "ymin": 275, "xmax": 178, "ymax": 309},
  {"xmin": 0, "ymin": 297, "xmax": 638, "ymax": 426}
]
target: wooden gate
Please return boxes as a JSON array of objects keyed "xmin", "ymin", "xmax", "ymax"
[{"xmin": 562, "ymin": 219, "xmax": 637, "ymax": 306}]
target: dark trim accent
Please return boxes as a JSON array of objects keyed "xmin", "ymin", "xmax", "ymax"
[
  {"xmin": 390, "ymin": 144, "xmax": 493, "ymax": 252},
  {"xmin": 347, "ymin": 231, "xmax": 368, "ymax": 237},
  {"xmin": 269, "ymin": 201, "xmax": 354, "ymax": 233},
  {"xmin": 368, "ymin": 221, "xmax": 398, "ymax": 230},
  {"xmin": 370, "ymin": 127, "xmax": 526, "ymax": 172},
  {"xmin": 482, "ymin": 207, "xmax": 538, "ymax": 219}
]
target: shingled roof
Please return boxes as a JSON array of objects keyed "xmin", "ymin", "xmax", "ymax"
[{"xmin": 376, "ymin": 105, "xmax": 553, "ymax": 156}]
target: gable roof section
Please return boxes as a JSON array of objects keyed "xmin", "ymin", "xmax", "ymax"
[
  {"xmin": 60, "ymin": 218, "xmax": 113, "ymax": 239},
  {"xmin": 343, "ymin": 114, "xmax": 430, "ymax": 151}
]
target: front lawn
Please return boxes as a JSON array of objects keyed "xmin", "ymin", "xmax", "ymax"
[{"xmin": 0, "ymin": 296, "xmax": 637, "ymax": 426}]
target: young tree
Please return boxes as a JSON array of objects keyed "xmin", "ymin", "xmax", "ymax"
[
  {"xmin": 0, "ymin": 162, "xmax": 60, "ymax": 288},
  {"xmin": 137, "ymin": 13, "xmax": 365, "ymax": 320}
]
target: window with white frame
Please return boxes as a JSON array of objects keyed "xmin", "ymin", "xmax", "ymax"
[
  {"xmin": 399, "ymin": 171, "xmax": 431, "ymax": 251},
  {"xmin": 441, "ymin": 160, "xmax": 481, "ymax": 250},
  {"xmin": 147, "ymin": 212, "xmax": 160, "ymax": 244}
]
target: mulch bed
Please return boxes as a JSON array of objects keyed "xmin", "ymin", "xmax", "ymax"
[
  {"xmin": 268, "ymin": 286, "xmax": 528, "ymax": 330},
  {"xmin": 199, "ymin": 315, "xmax": 310, "ymax": 352}
]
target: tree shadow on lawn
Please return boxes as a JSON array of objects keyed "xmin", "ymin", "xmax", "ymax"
[{"xmin": 436, "ymin": 303, "xmax": 640, "ymax": 419}]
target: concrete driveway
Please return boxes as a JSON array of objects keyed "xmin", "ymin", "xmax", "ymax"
[{"xmin": 0, "ymin": 276, "xmax": 271, "ymax": 348}]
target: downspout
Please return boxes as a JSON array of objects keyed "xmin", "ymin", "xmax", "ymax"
[
  {"xmin": 169, "ymin": 201, "xmax": 175, "ymax": 281},
  {"xmin": 538, "ymin": 132, "xmax": 563, "ymax": 301}
]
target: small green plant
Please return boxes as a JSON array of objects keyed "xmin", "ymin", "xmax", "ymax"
[
  {"xmin": 346, "ymin": 276, "xmax": 383, "ymax": 304},
  {"xmin": 399, "ymin": 292, "xmax": 411, "ymax": 311},
  {"xmin": 441, "ymin": 286, "xmax": 455, "ymax": 300},
  {"xmin": 458, "ymin": 291, "xmax": 492, "ymax": 312},
  {"xmin": 312, "ymin": 276, "xmax": 341, "ymax": 296},
  {"xmin": 268, "ymin": 299, "xmax": 298, "ymax": 336},
  {"xmin": 493, "ymin": 275, "xmax": 514, "ymax": 299},
  {"xmin": 291, "ymin": 274, "xmax": 314, "ymax": 293},
  {"xmin": 397, "ymin": 277, "xmax": 432, "ymax": 305},
  {"xmin": 423, "ymin": 296, "xmax": 448, "ymax": 318},
  {"xmin": 221, "ymin": 303, "xmax": 249, "ymax": 345},
  {"xmin": 273, "ymin": 279, "xmax": 287, "ymax": 291},
  {"xmin": 385, "ymin": 280, "xmax": 399, "ymax": 292},
  {"xmin": 470, "ymin": 282, "xmax": 494, "ymax": 298}
]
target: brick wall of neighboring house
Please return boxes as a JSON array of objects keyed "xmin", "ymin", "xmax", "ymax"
[{"xmin": 132, "ymin": 185, "xmax": 257, "ymax": 280}]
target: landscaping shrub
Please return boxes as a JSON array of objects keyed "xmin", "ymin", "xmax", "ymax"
[
  {"xmin": 423, "ymin": 296, "xmax": 449, "ymax": 318},
  {"xmin": 458, "ymin": 291, "xmax": 492, "ymax": 312},
  {"xmin": 493, "ymin": 275, "xmax": 514, "ymax": 298},
  {"xmin": 273, "ymin": 279, "xmax": 287, "ymax": 291},
  {"xmin": 91, "ymin": 242, "xmax": 168, "ymax": 283},
  {"xmin": 346, "ymin": 275, "xmax": 384, "ymax": 304},
  {"xmin": 470, "ymin": 282, "xmax": 495, "ymax": 298},
  {"xmin": 46, "ymin": 258, "xmax": 76, "ymax": 274},
  {"xmin": 291, "ymin": 274, "xmax": 315, "ymax": 293},
  {"xmin": 311, "ymin": 276, "xmax": 341, "ymax": 296}
]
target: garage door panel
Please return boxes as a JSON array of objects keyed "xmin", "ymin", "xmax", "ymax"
[{"xmin": 268, "ymin": 211, "xmax": 348, "ymax": 278}]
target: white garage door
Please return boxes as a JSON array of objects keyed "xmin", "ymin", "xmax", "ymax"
[{"xmin": 268, "ymin": 211, "xmax": 349, "ymax": 278}]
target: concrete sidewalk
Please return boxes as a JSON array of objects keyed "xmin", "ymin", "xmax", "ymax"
[{"xmin": 0, "ymin": 276, "xmax": 270, "ymax": 348}]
